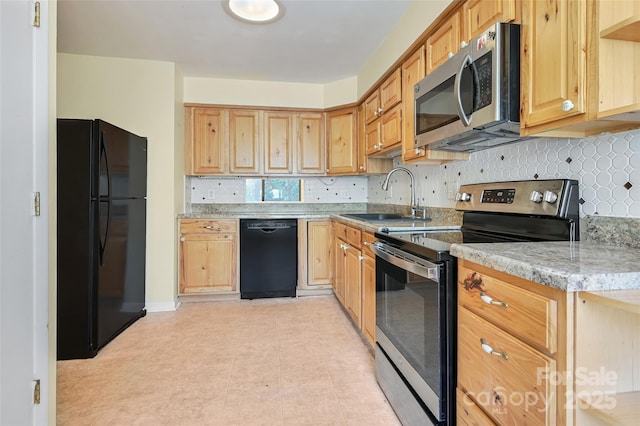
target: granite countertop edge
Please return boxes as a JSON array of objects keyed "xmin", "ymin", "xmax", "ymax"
[{"xmin": 451, "ymin": 242, "xmax": 640, "ymax": 292}]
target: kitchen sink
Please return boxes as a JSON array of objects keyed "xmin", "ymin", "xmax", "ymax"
[{"xmin": 342, "ymin": 213, "xmax": 431, "ymax": 222}]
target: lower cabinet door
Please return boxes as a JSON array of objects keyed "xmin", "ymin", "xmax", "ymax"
[
  {"xmin": 457, "ymin": 308, "xmax": 556, "ymax": 425},
  {"xmin": 179, "ymin": 233, "xmax": 237, "ymax": 294}
]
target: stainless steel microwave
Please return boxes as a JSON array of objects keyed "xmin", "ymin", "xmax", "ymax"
[{"xmin": 414, "ymin": 22, "xmax": 522, "ymax": 152}]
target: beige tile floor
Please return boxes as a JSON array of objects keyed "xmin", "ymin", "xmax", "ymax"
[{"xmin": 57, "ymin": 295, "xmax": 402, "ymax": 426}]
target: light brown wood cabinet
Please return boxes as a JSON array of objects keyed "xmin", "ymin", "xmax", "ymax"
[
  {"xmin": 574, "ymin": 289, "xmax": 640, "ymax": 425},
  {"xmin": 364, "ymin": 68, "xmax": 403, "ymax": 157},
  {"xmin": 426, "ymin": 10, "xmax": 462, "ymax": 74},
  {"xmin": 357, "ymin": 104, "xmax": 394, "ymax": 175},
  {"xmin": 462, "ymin": 0, "xmax": 517, "ymax": 42},
  {"xmin": 361, "ymin": 232, "xmax": 377, "ymax": 347},
  {"xmin": 332, "ymin": 221, "xmax": 378, "ymax": 346},
  {"xmin": 184, "ymin": 107, "xmax": 228, "ymax": 174},
  {"xmin": 521, "ymin": 0, "xmax": 640, "ymax": 137},
  {"xmin": 297, "ymin": 113, "xmax": 325, "ymax": 174},
  {"xmin": 457, "ymin": 260, "xmax": 571, "ymax": 425},
  {"xmin": 263, "ymin": 111, "xmax": 293, "ymax": 174},
  {"xmin": 179, "ymin": 219, "xmax": 238, "ymax": 294},
  {"xmin": 185, "ymin": 106, "xmax": 326, "ymax": 176},
  {"xmin": 333, "ymin": 221, "xmax": 362, "ymax": 328},
  {"xmin": 298, "ymin": 219, "xmax": 333, "ymax": 290},
  {"xmin": 326, "ymin": 108, "xmax": 358, "ymax": 175},
  {"xmin": 229, "ymin": 109, "xmax": 261, "ymax": 174}
]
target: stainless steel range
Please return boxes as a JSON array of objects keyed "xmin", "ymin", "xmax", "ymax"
[{"xmin": 373, "ymin": 179, "xmax": 580, "ymax": 425}]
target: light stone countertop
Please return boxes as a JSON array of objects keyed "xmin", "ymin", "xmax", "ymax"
[{"xmin": 451, "ymin": 241, "xmax": 640, "ymax": 292}]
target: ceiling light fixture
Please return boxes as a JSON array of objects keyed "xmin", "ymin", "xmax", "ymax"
[{"xmin": 223, "ymin": 0, "xmax": 284, "ymax": 24}]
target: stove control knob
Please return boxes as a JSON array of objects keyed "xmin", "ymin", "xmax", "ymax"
[
  {"xmin": 456, "ymin": 192, "xmax": 471, "ymax": 202},
  {"xmin": 530, "ymin": 191, "xmax": 543, "ymax": 203},
  {"xmin": 544, "ymin": 191, "xmax": 559, "ymax": 204}
]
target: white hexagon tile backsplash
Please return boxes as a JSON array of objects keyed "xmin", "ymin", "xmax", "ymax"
[{"xmin": 369, "ymin": 129, "xmax": 640, "ymax": 218}]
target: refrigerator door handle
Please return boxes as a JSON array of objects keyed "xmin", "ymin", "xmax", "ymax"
[
  {"xmin": 99, "ymin": 200, "xmax": 111, "ymax": 266},
  {"xmin": 100, "ymin": 131, "xmax": 112, "ymax": 199}
]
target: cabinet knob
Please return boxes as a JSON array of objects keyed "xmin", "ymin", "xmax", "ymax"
[
  {"xmin": 359, "ymin": 165, "xmax": 365, "ymax": 170},
  {"xmin": 460, "ymin": 40, "xmax": 468, "ymax": 48},
  {"xmin": 448, "ymin": 51, "xmax": 454, "ymax": 59},
  {"xmin": 180, "ymin": 236, "xmax": 185, "ymax": 242},
  {"xmin": 560, "ymin": 100, "xmax": 575, "ymax": 112}
]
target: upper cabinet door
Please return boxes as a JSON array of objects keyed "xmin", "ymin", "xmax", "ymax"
[
  {"xmin": 463, "ymin": 0, "xmax": 517, "ymax": 42},
  {"xmin": 229, "ymin": 110, "xmax": 261, "ymax": 174},
  {"xmin": 379, "ymin": 68, "xmax": 402, "ymax": 112},
  {"xmin": 326, "ymin": 108, "xmax": 357, "ymax": 175},
  {"xmin": 264, "ymin": 111, "xmax": 293, "ymax": 174},
  {"xmin": 186, "ymin": 107, "xmax": 227, "ymax": 175},
  {"xmin": 297, "ymin": 113, "xmax": 325, "ymax": 174},
  {"xmin": 426, "ymin": 10, "xmax": 461, "ymax": 74},
  {"xmin": 520, "ymin": 0, "xmax": 587, "ymax": 130},
  {"xmin": 401, "ymin": 46, "xmax": 425, "ymax": 162},
  {"xmin": 363, "ymin": 91, "xmax": 380, "ymax": 125}
]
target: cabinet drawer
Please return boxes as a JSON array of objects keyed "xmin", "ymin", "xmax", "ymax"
[
  {"xmin": 458, "ymin": 308, "xmax": 556, "ymax": 426},
  {"xmin": 334, "ymin": 221, "xmax": 348, "ymax": 241},
  {"xmin": 180, "ymin": 219, "xmax": 237, "ymax": 234},
  {"xmin": 458, "ymin": 265, "xmax": 557, "ymax": 354},
  {"xmin": 361, "ymin": 232, "xmax": 376, "ymax": 258},
  {"xmin": 345, "ymin": 225, "xmax": 361, "ymax": 248},
  {"xmin": 456, "ymin": 388, "xmax": 495, "ymax": 426}
]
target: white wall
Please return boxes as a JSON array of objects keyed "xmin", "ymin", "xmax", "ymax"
[
  {"xmin": 184, "ymin": 77, "xmax": 327, "ymax": 108},
  {"xmin": 57, "ymin": 53, "xmax": 180, "ymax": 310},
  {"xmin": 356, "ymin": 0, "xmax": 450, "ymax": 97},
  {"xmin": 369, "ymin": 130, "xmax": 640, "ymax": 219}
]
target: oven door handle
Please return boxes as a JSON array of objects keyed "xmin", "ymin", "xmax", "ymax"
[{"xmin": 373, "ymin": 242, "xmax": 441, "ymax": 283}]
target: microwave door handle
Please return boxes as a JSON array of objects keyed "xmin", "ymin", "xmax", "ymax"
[{"xmin": 455, "ymin": 54, "xmax": 473, "ymax": 127}]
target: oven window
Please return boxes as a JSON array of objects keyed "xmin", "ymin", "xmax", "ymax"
[{"xmin": 376, "ymin": 256, "xmax": 443, "ymax": 398}]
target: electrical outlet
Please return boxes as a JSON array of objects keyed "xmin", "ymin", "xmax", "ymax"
[{"xmin": 207, "ymin": 189, "xmax": 215, "ymax": 199}]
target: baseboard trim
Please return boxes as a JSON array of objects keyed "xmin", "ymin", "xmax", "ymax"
[{"xmin": 145, "ymin": 299, "xmax": 180, "ymax": 312}]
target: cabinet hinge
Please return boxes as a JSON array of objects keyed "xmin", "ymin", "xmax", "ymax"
[
  {"xmin": 33, "ymin": 379, "xmax": 41, "ymax": 405},
  {"xmin": 34, "ymin": 192, "xmax": 41, "ymax": 216},
  {"xmin": 32, "ymin": 2, "xmax": 40, "ymax": 27}
]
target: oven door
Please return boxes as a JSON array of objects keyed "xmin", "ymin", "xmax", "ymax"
[{"xmin": 374, "ymin": 242, "xmax": 447, "ymax": 422}]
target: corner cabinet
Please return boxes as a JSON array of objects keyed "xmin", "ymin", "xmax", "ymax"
[
  {"xmin": 364, "ymin": 68, "xmax": 403, "ymax": 157},
  {"xmin": 326, "ymin": 108, "xmax": 358, "ymax": 175},
  {"xmin": 179, "ymin": 219, "xmax": 239, "ymax": 295}
]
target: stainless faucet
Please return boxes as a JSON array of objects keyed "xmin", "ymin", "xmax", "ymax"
[{"xmin": 381, "ymin": 167, "xmax": 425, "ymax": 218}]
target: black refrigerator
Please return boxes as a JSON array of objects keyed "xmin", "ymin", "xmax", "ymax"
[{"xmin": 57, "ymin": 119, "xmax": 147, "ymax": 360}]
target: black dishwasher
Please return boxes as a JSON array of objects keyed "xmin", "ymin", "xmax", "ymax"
[{"xmin": 240, "ymin": 219, "xmax": 298, "ymax": 299}]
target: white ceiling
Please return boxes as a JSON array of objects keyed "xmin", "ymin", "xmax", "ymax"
[{"xmin": 57, "ymin": 0, "xmax": 419, "ymax": 84}]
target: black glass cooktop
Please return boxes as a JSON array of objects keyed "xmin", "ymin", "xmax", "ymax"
[{"xmin": 374, "ymin": 230, "xmax": 463, "ymax": 261}]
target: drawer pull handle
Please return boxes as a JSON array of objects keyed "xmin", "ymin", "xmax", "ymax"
[
  {"xmin": 480, "ymin": 338, "xmax": 509, "ymax": 360},
  {"xmin": 204, "ymin": 225, "xmax": 221, "ymax": 231},
  {"xmin": 480, "ymin": 292, "xmax": 508, "ymax": 308}
]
